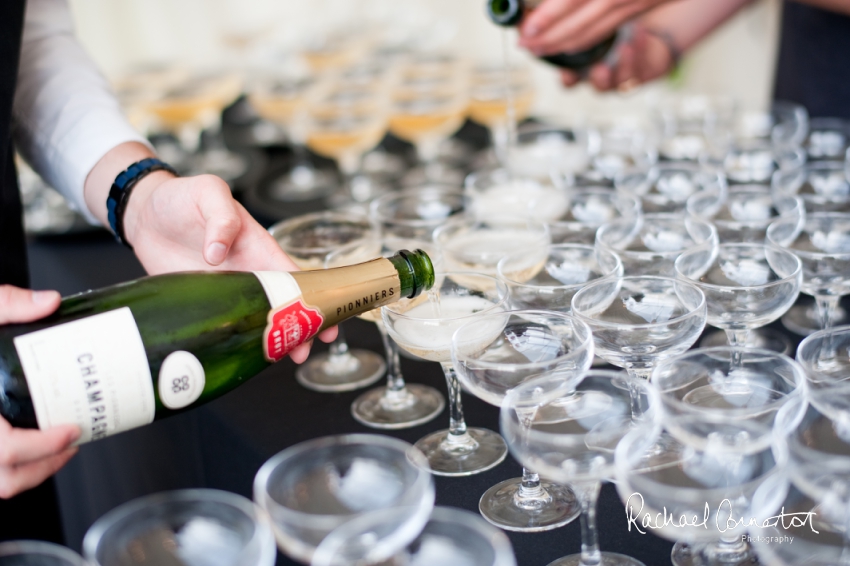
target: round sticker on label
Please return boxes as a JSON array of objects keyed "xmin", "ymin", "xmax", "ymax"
[{"xmin": 158, "ymin": 351, "xmax": 205, "ymax": 410}]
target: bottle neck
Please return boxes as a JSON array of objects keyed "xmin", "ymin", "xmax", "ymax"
[{"xmin": 291, "ymin": 258, "xmax": 403, "ymax": 329}]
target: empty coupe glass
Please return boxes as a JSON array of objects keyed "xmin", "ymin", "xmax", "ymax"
[
  {"xmin": 651, "ymin": 346, "xmax": 807, "ymax": 454},
  {"xmin": 452, "ymin": 310, "xmax": 594, "ymax": 532},
  {"xmin": 84, "ymin": 489, "xmax": 276, "ymax": 566},
  {"xmin": 615, "ymin": 162, "xmax": 726, "ymax": 214},
  {"xmin": 796, "ymin": 325, "xmax": 850, "ymax": 423},
  {"xmin": 269, "ymin": 211, "xmax": 386, "ymax": 392},
  {"xmin": 571, "ymin": 276, "xmax": 706, "ymax": 380},
  {"xmin": 253, "ymin": 434, "xmax": 434, "ymax": 563},
  {"xmin": 687, "ymin": 185, "xmax": 804, "ymax": 244},
  {"xmin": 312, "ymin": 506, "xmax": 517, "ymax": 566},
  {"xmin": 502, "ymin": 370, "xmax": 660, "ymax": 566},
  {"xmin": 549, "ymin": 186, "xmax": 642, "ymax": 245},
  {"xmin": 595, "ymin": 213, "xmax": 717, "ymax": 277},
  {"xmin": 616, "ymin": 427, "xmax": 787, "ymax": 566},
  {"xmin": 674, "ymin": 243, "xmax": 801, "ymax": 355},
  {"xmin": 767, "ymin": 212, "xmax": 850, "ymax": 330},
  {"xmin": 498, "ymin": 244, "xmax": 622, "ymax": 312}
]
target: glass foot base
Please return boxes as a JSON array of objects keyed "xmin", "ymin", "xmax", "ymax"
[
  {"xmin": 295, "ymin": 350, "xmax": 385, "ymax": 393},
  {"xmin": 351, "ymin": 384, "xmax": 445, "ymax": 430},
  {"xmin": 479, "ymin": 478, "xmax": 579, "ymax": 532},
  {"xmin": 548, "ymin": 552, "xmax": 646, "ymax": 566},
  {"xmin": 699, "ymin": 328, "xmax": 791, "ymax": 355},
  {"xmin": 672, "ymin": 542, "xmax": 759, "ymax": 566},
  {"xmin": 782, "ymin": 303, "xmax": 847, "ymax": 336},
  {"xmin": 414, "ymin": 428, "xmax": 507, "ymax": 477}
]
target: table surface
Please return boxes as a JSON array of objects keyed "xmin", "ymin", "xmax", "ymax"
[{"xmin": 29, "ymin": 230, "xmax": 809, "ymax": 566}]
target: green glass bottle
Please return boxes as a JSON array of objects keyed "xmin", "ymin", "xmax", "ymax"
[
  {"xmin": 487, "ymin": 0, "xmax": 617, "ymax": 70},
  {"xmin": 0, "ymin": 250, "xmax": 434, "ymax": 443}
]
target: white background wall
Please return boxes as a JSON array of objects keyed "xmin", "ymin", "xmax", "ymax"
[{"xmin": 67, "ymin": 0, "xmax": 783, "ymax": 118}]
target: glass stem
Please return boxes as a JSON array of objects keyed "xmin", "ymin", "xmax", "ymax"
[
  {"xmin": 518, "ymin": 468, "xmax": 545, "ymax": 499},
  {"xmin": 328, "ymin": 326, "xmax": 352, "ymax": 361},
  {"xmin": 440, "ymin": 362, "xmax": 468, "ymax": 438},
  {"xmin": 377, "ymin": 321, "xmax": 405, "ymax": 393},
  {"xmin": 724, "ymin": 329, "xmax": 750, "ymax": 368},
  {"xmin": 815, "ymin": 295, "xmax": 841, "ymax": 330},
  {"xmin": 625, "ymin": 366, "xmax": 652, "ymax": 381},
  {"xmin": 573, "ymin": 481, "xmax": 603, "ymax": 566}
]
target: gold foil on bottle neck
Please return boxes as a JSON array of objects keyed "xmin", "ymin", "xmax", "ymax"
[{"xmin": 291, "ymin": 258, "xmax": 402, "ymax": 329}]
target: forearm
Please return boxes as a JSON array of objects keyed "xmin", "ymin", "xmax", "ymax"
[
  {"xmin": 792, "ymin": 0, "xmax": 850, "ymax": 15},
  {"xmin": 640, "ymin": 0, "xmax": 753, "ymax": 53}
]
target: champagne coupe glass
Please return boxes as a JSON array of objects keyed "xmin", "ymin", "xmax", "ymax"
[
  {"xmin": 571, "ymin": 275, "xmax": 706, "ymax": 380},
  {"xmin": 700, "ymin": 138, "xmax": 805, "ymax": 186},
  {"xmin": 734, "ymin": 100, "xmax": 809, "ymax": 149},
  {"xmin": 769, "ymin": 406, "xmax": 850, "ymax": 565},
  {"xmin": 649, "ymin": 345, "xmax": 807, "ymax": 565},
  {"xmin": 339, "ymin": 186, "xmax": 463, "ymax": 428},
  {"xmin": 452, "ymin": 310, "xmax": 594, "ymax": 531},
  {"xmin": 0, "ymin": 542, "xmax": 86, "ymax": 566},
  {"xmin": 464, "ymin": 167, "xmax": 569, "ymax": 223},
  {"xmin": 370, "ymin": 184, "xmax": 465, "ymax": 247},
  {"xmin": 616, "ymin": 427, "xmax": 788, "ymax": 566},
  {"xmin": 549, "ymin": 186, "xmax": 641, "ymax": 244},
  {"xmin": 796, "ymin": 325, "xmax": 850, "ymax": 423},
  {"xmin": 312, "ymin": 506, "xmax": 517, "ymax": 566},
  {"xmin": 147, "ymin": 71, "xmax": 246, "ymax": 181},
  {"xmin": 767, "ymin": 212, "xmax": 850, "ymax": 331},
  {"xmin": 502, "ymin": 370, "xmax": 661, "ymax": 566},
  {"xmin": 498, "ymin": 244, "xmax": 622, "ymax": 312},
  {"xmin": 325, "ymin": 238, "xmax": 446, "ymax": 429},
  {"xmin": 687, "ymin": 185, "xmax": 805, "ymax": 244},
  {"xmin": 749, "ymin": 480, "xmax": 845, "ymax": 566},
  {"xmin": 802, "ymin": 117, "xmax": 850, "ymax": 162},
  {"xmin": 382, "ymin": 273, "xmax": 510, "ymax": 476},
  {"xmin": 249, "ymin": 69, "xmax": 337, "ymax": 201},
  {"xmin": 772, "ymin": 161, "xmax": 850, "ymax": 334},
  {"xmin": 509, "ymin": 124, "xmax": 600, "ymax": 181},
  {"xmin": 615, "ymin": 162, "xmax": 727, "ymax": 214},
  {"xmin": 651, "ymin": 346, "xmax": 807, "ymax": 455},
  {"xmin": 254, "ymin": 434, "xmax": 434, "ymax": 564},
  {"xmin": 588, "ymin": 122, "xmax": 658, "ymax": 185},
  {"xmin": 652, "ymin": 94, "xmax": 737, "ymax": 162},
  {"xmin": 433, "ymin": 217, "xmax": 551, "ymax": 282},
  {"xmin": 595, "ymin": 213, "xmax": 718, "ymax": 277},
  {"xmin": 469, "ymin": 63, "xmax": 535, "ymax": 165},
  {"xmin": 305, "ymin": 82, "xmax": 388, "ymax": 204},
  {"xmin": 674, "ymin": 243, "xmax": 802, "ymax": 357},
  {"xmin": 389, "ymin": 56, "xmax": 468, "ymax": 183},
  {"xmin": 269, "ymin": 211, "xmax": 385, "ymax": 392},
  {"xmin": 84, "ymin": 489, "xmax": 276, "ymax": 566}
]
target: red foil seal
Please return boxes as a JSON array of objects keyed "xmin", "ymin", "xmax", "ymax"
[{"xmin": 263, "ymin": 299, "xmax": 324, "ymax": 362}]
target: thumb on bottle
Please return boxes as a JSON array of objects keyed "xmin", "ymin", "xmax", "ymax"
[{"xmin": 0, "ymin": 286, "xmax": 61, "ymax": 325}]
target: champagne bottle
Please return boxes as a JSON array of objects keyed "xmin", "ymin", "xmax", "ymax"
[
  {"xmin": 0, "ymin": 250, "xmax": 434, "ymax": 443},
  {"xmin": 487, "ymin": 0, "xmax": 617, "ymax": 70}
]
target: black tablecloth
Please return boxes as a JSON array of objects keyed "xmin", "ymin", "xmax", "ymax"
[{"xmin": 27, "ymin": 232, "xmax": 755, "ymax": 566}]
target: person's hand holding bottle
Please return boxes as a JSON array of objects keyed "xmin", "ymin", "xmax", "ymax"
[{"xmin": 0, "ymin": 286, "xmax": 79, "ymax": 499}]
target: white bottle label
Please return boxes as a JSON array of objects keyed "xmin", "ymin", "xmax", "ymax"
[
  {"xmin": 13, "ymin": 307, "xmax": 155, "ymax": 444},
  {"xmin": 158, "ymin": 351, "xmax": 205, "ymax": 409}
]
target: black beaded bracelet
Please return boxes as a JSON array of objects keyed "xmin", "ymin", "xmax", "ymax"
[{"xmin": 106, "ymin": 158, "xmax": 176, "ymax": 248}]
